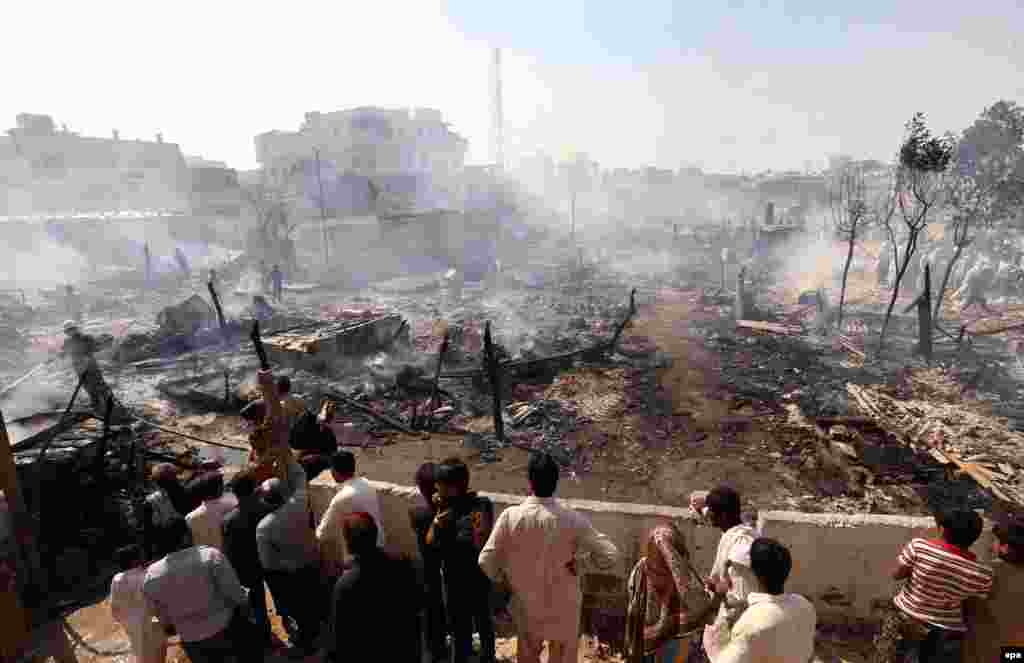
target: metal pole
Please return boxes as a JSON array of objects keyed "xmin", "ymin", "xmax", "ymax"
[{"xmin": 314, "ymin": 148, "xmax": 329, "ymax": 267}]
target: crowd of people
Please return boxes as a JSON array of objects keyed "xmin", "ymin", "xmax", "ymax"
[{"xmin": 101, "ymin": 367, "xmax": 1024, "ymax": 663}]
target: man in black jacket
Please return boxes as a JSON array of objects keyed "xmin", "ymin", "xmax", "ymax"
[
  {"xmin": 221, "ymin": 472, "xmax": 276, "ymax": 647},
  {"xmin": 328, "ymin": 512, "xmax": 422, "ymax": 663},
  {"xmin": 409, "ymin": 462, "xmax": 447, "ymax": 662},
  {"xmin": 426, "ymin": 457, "xmax": 495, "ymax": 663}
]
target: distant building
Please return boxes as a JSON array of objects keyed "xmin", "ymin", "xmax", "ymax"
[
  {"xmin": 0, "ymin": 113, "xmax": 189, "ymax": 215},
  {"xmin": 186, "ymin": 155, "xmax": 242, "ymax": 217},
  {"xmin": 254, "ymin": 107, "xmax": 468, "ymax": 217}
]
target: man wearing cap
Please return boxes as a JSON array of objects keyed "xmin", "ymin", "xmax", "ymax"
[{"xmin": 61, "ymin": 320, "xmax": 125, "ymax": 419}]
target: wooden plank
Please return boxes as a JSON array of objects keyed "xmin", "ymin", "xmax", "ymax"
[{"xmin": 736, "ymin": 320, "xmax": 802, "ymax": 335}]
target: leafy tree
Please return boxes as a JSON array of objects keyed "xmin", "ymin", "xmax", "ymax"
[
  {"xmin": 877, "ymin": 113, "xmax": 954, "ymax": 353},
  {"xmin": 934, "ymin": 101, "xmax": 1024, "ymax": 318}
]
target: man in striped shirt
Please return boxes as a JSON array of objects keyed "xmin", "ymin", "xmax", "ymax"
[{"xmin": 873, "ymin": 508, "xmax": 994, "ymax": 663}]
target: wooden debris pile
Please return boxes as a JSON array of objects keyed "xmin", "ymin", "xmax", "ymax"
[{"xmin": 847, "ymin": 382, "xmax": 1024, "ymax": 507}]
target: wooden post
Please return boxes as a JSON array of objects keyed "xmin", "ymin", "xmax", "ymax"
[
  {"xmin": 918, "ymin": 264, "xmax": 933, "ymax": 359},
  {"xmin": 483, "ymin": 322, "xmax": 504, "ymax": 442},
  {"xmin": 207, "ymin": 281, "xmax": 227, "ymax": 332},
  {"xmin": 429, "ymin": 331, "xmax": 450, "ymax": 414},
  {"xmin": 0, "ymin": 410, "xmax": 40, "ymax": 647},
  {"xmin": 734, "ymin": 266, "xmax": 747, "ymax": 321}
]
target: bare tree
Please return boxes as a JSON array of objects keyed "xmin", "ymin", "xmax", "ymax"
[
  {"xmin": 829, "ymin": 164, "xmax": 870, "ymax": 329},
  {"xmin": 877, "ymin": 113, "xmax": 954, "ymax": 353}
]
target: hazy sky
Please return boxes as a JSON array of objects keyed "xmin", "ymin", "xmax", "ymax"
[{"xmin": 3, "ymin": 0, "xmax": 1022, "ymax": 173}]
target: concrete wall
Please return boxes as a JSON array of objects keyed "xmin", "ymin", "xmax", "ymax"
[{"xmin": 307, "ymin": 477, "xmax": 997, "ymax": 630}]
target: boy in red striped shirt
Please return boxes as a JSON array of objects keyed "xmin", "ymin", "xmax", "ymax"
[{"xmin": 873, "ymin": 507, "xmax": 994, "ymax": 663}]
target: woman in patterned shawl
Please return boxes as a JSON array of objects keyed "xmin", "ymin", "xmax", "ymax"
[{"xmin": 626, "ymin": 522, "xmax": 722, "ymax": 663}]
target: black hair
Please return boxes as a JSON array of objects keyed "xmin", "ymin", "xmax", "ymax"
[
  {"xmin": 527, "ymin": 452, "xmax": 559, "ymax": 498},
  {"xmin": 331, "ymin": 450, "xmax": 356, "ymax": 477},
  {"xmin": 276, "ymin": 375, "xmax": 291, "ymax": 395},
  {"xmin": 262, "ymin": 478, "xmax": 286, "ymax": 507},
  {"xmin": 192, "ymin": 472, "xmax": 225, "ymax": 502},
  {"xmin": 706, "ymin": 486, "xmax": 742, "ymax": 522},
  {"xmin": 115, "ymin": 545, "xmax": 144, "ymax": 571},
  {"xmin": 994, "ymin": 514, "xmax": 1024, "ymax": 563},
  {"xmin": 435, "ymin": 457, "xmax": 469, "ymax": 490},
  {"xmin": 415, "ymin": 462, "xmax": 436, "ymax": 499},
  {"xmin": 936, "ymin": 507, "xmax": 984, "ymax": 548},
  {"xmin": 343, "ymin": 512, "xmax": 379, "ymax": 558},
  {"xmin": 230, "ymin": 472, "xmax": 257, "ymax": 499},
  {"xmin": 239, "ymin": 399, "xmax": 267, "ymax": 422},
  {"xmin": 749, "ymin": 538, "xmax": 792, "ymax": 595}
]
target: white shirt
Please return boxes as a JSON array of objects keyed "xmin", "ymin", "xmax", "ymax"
[
  {"xmin": 315, "ymin": 476, "xmax": 386, "ymax": 565},
  {"xmin": 110, "ymin": 567, "xmax": 167, "ymax": 663},
  {"xmin": 478, "ymin": 496, "xmax": 619, "ymax": 643},
  {"xmin": 705, "ymin": 523, "xmax": 760, "ymax": 656},
  {"xmin": 713, "ymin": 592, "xmax": 817, "ymax": 663},
  {"xmin": 185, "ymin": 494, "xmax": 238, "ymax": 552}
]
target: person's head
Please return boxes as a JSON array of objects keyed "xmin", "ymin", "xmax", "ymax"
[
  {"xmin": 935, "ymin": 507, "xmax": 984, "ymax": 549},
  {"xmin": 276, "ymin": 375, "xmax": 292, "ymax": 395},
  {"xmin": 331, "ymin": 450, "xmax": 356, "ymax": 483},
  {"xmin": 342, "ymin": 512, "xmax": 379, "ymax": 558},
  {"xmin": 435, "ymin": 457, "xmax": 469, "ymax": 499},
  {"xmin": 993, "ymin": 513, "xmax": 1024, "ymax": 564},
  {"xmin": 240, "ymin": 398, "xmax": 267, "ymax": 423},
  {"xmin": 749, "ymin": 538, "xmax": 792, "ymax": 595},
  {"xmin": 527, "ymin": 451, "xmax": 559, "ymax": 498},
  {"xmin": 705, "ymin": 486, "xmax": 742, "ymax": 531},
  {"xmin": 261, "ymin": 478, "xmax": 286, "ymax": 508},
  {"xmin": 115, "ymin": 544, "xmax": 146, "ymax": 572},
  {"xmin": 645, "ymin": 524, "xmax": 689, "ymax": 598},
  {"xmin": 192, "ymin": 472, "xmax": 225, "ymax": 502},
  {"xmin": 230, "ymin": 472, "xmax": 258, "ymax": 500},
  {"xmin": 151, "ymin": 463, "xmax": 178, "ymax": 484},
  {"xmin": 414, "ymin": 462, "xmax": 436, "ymax": 503}
]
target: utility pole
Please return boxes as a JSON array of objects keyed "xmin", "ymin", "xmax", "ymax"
[{"xmin": 314, "ymin": 148, "xmax": 329, "ymax": 266}]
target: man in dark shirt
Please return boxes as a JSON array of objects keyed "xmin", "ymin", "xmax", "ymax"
[
  {"xmin": 409, "ymin": 462, "xmax": 447, "ymax": 663},
  {"xmin": 270, "ymin": 265, "xmax": 284, "ymax": 303},
  {"xmin": 221, "ymin": 472, "xmax": 276, "ymax": 647},
  {"xmin": 328, "ymin": 512, "xmax": 422, "ymax": 663},
  {"xmin": 426, "ymin": 457, "xmax": 496, "ymax": 663}
]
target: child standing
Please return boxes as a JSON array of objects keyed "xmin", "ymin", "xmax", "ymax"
[{"xmin": 873, "ymin": 507, "xmax": 993, "ymax": 663}]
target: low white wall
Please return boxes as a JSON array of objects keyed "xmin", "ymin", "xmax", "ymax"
[{"xmin": 308, "ymin": 477, "xmax": 997, "ymax": 625}]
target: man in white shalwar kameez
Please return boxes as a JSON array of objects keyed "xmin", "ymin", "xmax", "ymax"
[
  {"xmin": 109, "ymin": 545, "xmax": 168, "ymax": 663},
  {"xmin": 479, "ymin": 452, "xmax": 619, "ymax": 663}
]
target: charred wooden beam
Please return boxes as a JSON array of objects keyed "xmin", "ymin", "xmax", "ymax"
[
  {"xmin": 250, "ymin": 320, "xmax": 270, "ymax": 370},
  {"xmin": 484, "ymin": 322, "xmax": 504, "ymax": 442},
  {"xmin": 429, "ymin": 330, "xmax": 450, "ymax": 415},
  {"xmin": 324, "ymin": 390, "xmax": 419, "ymax": 436},
  {"xmin": 207, "ymin": 281, "xmax": 227, "ymax": 332}
]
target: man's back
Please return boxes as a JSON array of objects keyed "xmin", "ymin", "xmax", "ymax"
[
  {"xmin": 257, "ymin": 495, "xmax": 317, "ymax": 572},
  {"xmin": 186, "ymin": 494, "xmax": 238, "ymax": 552},
  {"xmin": 317, "ymin": 477, "xmax": 385, "ymax": 564},
  {"xmin": 479, "ymin": 496, "xmax": 617, "ymax": 640},
  {"xmin": 330, "ymin": 549, "xmax": 422, "ymax": 662},
  {"xmin": 222, "ymin": 495, "xmax": 274, "ymax": 580},
  {"xmin": 716, "ymin": 593, "xmax": 816, "ymax": 663},
  {"xmin": 142, "ymin": 546, "xmax": 247, "ymax": 643}
]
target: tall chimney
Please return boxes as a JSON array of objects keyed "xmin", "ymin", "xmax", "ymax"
[
  {"xmin": 764, "ymin": 202, "xmax": 774, "ymax": 226},
  {"xmin": 112, "ymin": 129, "xmax": 120, "ymax": 140}
]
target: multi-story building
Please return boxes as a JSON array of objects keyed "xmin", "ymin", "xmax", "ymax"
[
  {"xmin": 0, "ymin": 113, "xmax": 189, "ymax": 215},
  {"xmin": 254, "ymin": 107, "xmax": 468, "ymax": 217},
  {"xmin": 186, "ymin": 156, "xmax": 242, "ymax": 218}
]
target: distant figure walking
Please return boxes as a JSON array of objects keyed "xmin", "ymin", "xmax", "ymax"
[
  {"xmin": 65, "ymin": 284, "xmax": 83, "ymax": 323},
  {"xmin": 174, "ymin": 248, "xmax": 190, "ymax": 279},
  {"xmin": 144, "ymin": 244, "xmax": 153, "ymax": 285},
  {"xmin": 270, "ymin": 265, "xmax": 284, "ymax": 303}
]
